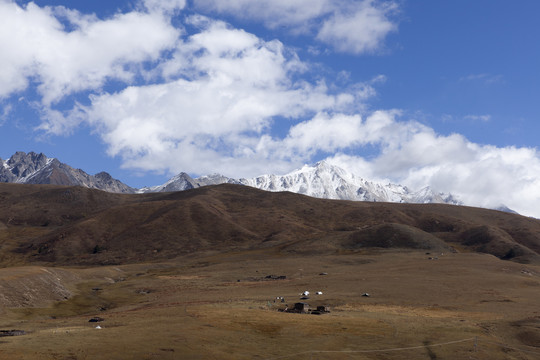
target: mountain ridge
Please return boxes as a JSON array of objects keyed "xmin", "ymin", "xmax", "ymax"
[
  {"xmin": 1, "ymin": 151, "xmax": 135, "ymax": 193},
  {"xmin": 237, "ymin": 160, "xmax": 462, "ymax": 205},
  {"xmin": 0, "ymin": 151, "xmax": 479, "ymax": 209},
  {"xmin": 136, "ymin": 160, "xmax": 463, "ymax": 206}
]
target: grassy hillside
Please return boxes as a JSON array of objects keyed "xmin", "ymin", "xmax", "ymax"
[
  {"xmin": 0, "ymin": 183, "xmax": 539, "ymax": 266},
  {"xmin": 0, "ymin": 183, "xmax": 539, "ymax": 359}
]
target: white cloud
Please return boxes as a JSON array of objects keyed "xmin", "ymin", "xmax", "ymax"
[
  {"xmin": 0, "ymin": 102, "xmax": 11, "ymax": 126},
  {"xmin": 282, "ymin": 113, "xmax": 364, "ymax": 155},
  {"xmin": 464, "ymin": 114, "xmax": 491, "ymax": 122},
  {"xmin": 324, "ymin": 111, "xmax": 540, "ymax": 217},
  {"xmin": 143, "ymin": 0, "xmax": 186, "ymax": 14},
  {"xmin": 195, "ymin": 0, "xmax": 330, "ymax": 30},
  {"xmin": 317, "ymin": 1, "xmax": 398, "ymax": 54},
  {"xmin": 76, "ymin": 18, "xmax": 370, "ymax": 177},
  {"xmin": 0, "ymin": 0, "xmax": 181, "ymax": 104},
  {"xmin": 194, "ymin": 0, "xmax": 399, "ymax": 54}
]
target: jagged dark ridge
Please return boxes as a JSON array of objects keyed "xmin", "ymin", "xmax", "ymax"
[{"xmin": 1, "ymin": 151, "xmax": 135, "ymax": 193}]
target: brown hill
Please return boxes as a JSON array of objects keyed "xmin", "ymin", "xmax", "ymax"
[
  {"xmin": 0, "ymin": 182, "xmax": 539, "ymax": 266},
  {"xmin": 1, "ymin": 182, "xmax": 540, "ymax": 359}
]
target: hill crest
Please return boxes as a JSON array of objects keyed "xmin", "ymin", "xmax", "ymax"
[{"xmin": 0, "ymin": 182, "xmax": 538, "ymax": 266}]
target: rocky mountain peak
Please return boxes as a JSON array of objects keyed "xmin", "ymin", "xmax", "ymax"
[
  {"xmin": 6, "ymin": 151, "xmax": 49, "ymax": 179},
  {"xmin": 1, "ymin": 151, "xmax": 135, "ymax": 194},
  {"xmin": 95, "ymin": 171, "xmax": 113, "ymax": 180}
]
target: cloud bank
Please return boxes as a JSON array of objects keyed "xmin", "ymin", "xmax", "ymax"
[
  {"xmin": 195, "ymin": 0, "xmax": 399, "ymax": 54},
  {"xmin": 1, "ymin": 0, "xmax": 540, "ymax": 217},
  {"xmin": 0, "ymin": 0, "xmax": 183, "ymax": 104}
]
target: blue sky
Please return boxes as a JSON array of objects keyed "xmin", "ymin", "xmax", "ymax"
[{"xmin": 1, "ymin": 0, "xmax": 540, "ymax": 216}]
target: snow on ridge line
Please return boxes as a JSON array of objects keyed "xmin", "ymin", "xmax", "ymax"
[
  {"xmin": 151, "ymin": 161, "xmax": 463, "ymax": 206},
  {"xmin": 15, "ymin": 156, "xmax": 56, "ymax": 183},
  {"xmin": 1, "ymin": 151, "xmax": 462, "ymax": 207}
]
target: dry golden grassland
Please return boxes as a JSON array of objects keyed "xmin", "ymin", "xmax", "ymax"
[
  {"xmin": 0, "ymin": 250, "xmax": 539, "ymax": 359},
  {"xmin": 1, "ymin": 183, "xmax": 539, "ymax": 358}
]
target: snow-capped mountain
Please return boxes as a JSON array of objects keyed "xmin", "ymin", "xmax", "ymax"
[
  {"xmin": 143, "ymin": 161, "xmax": 462, "ymax": 206},
  {"xmin": 239, "ymin": 161, "xmax": 461, "ymax": 205},
  {"xmin": 1, "ymin": 151, "xmax": 462, "ymax": 206},
  {"xmin": 1, "ymin": 152, "xmax": 135, "ymax": 194},
  {"xmin": 138, "ymin": 173, "xmax": 240, "ymax": 193}
]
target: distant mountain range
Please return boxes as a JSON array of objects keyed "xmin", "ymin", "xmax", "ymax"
[
  {"xmin": 2, "ymin": 151, "xmax": 462, "ymax": 206},
  {"xmin": 139, "ymin": 160, "xmax": 462, "ymax": 205}
]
